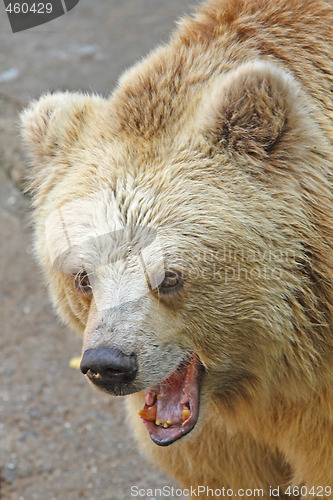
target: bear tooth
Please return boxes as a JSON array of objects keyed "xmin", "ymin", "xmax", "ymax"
[
  {"xmin": 138, "ymin": 405, "xmax": 157, "ymax": 421},
  {"xmin": 166, "ymin": 419, "xmax": 172, "ymax": 424},
  {"xmin": 182, "ymin": 408, "xmax": 191, "ymax": 421},
  {"xmin": 155, "ymin": 419, "xmax": 161, "ymax": 426}
]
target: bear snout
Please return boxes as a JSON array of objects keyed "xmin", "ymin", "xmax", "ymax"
[{"xmin": 80, "ymin": 347, "xmax": 138, "ymax": 392}]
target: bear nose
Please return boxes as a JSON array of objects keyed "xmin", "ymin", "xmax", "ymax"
[{"xmin": 80, "ymin": 347, "xmax": 138, "ymax": 388}]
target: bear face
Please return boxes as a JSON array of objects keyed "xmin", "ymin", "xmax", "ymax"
[
  {"xmin": 22, "ymin": 61, "xmax": 328, "ymax": 450},
  {"xmin": 21, "ymin": 57, "xmax": 333, "ymax": 449}
]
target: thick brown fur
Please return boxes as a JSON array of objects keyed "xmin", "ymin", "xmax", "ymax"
[{"xmin": 21, "ymin": 0, "xmax": 333, "ymax": 498}]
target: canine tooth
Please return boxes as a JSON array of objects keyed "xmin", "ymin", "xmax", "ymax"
[
  {"xmin": 166, "ymin": 419, "xmax": 172, "ymax": 424},
  {"xmin": 155, "ymin": 419, "xmax": 161, "ymax": 426},
  {"xmin": 182, "ymin": 408, "xmax": 191, "ymax": 421},
  {"xmin": 138, "ymin": 405, "xmax": 157, "ymax": 421}
]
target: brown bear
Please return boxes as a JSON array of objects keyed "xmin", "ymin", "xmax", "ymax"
[{"xmin": 21, "ymin": 0, "xmax": 333, "ymax": 498}]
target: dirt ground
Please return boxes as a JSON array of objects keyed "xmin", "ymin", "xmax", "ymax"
[{"xmin": 0, "ymin": 1, "xmax": 194, "ymax": 499}]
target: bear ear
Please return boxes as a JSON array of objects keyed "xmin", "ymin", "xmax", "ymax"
[
  {"xmin": 21, "ymin": 92, "xmax": 83, "ymax": 163},
  {"xmin": 200, "ymin": 61, "xmax": 315, "ymax": 157},
  {"xmin": 20, "ymin": 92, "xmax": 103, "ymax": 199}
]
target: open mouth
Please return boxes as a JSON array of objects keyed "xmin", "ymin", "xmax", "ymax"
[{"xmin": 138, "ymin": 353, "xmax": 202, "ymax": 446}]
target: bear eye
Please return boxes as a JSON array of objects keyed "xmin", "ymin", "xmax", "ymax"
[
  {"xmin": 157, "ymin": 270, "xmax": 184, "ymax": 295},
  {"xmin": 74, "ymin": 270, "xmax": 92, "ymax": 294}
]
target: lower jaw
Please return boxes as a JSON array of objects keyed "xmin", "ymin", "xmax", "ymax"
[
  {"xmin": 139, "ymin": 353, "xmax": 203, "ymax": 446},
  {"xmin": 142, "ymin": 410, "xmax": 200, "ymax": 446}
]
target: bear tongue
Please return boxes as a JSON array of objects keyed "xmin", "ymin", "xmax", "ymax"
[
  {"xmin": 139, "ymin": 354, "xmax": 201, "ymax": 446},
  {"xmin": 152, "ymin": 366, "xmax": 187, "ymax": 425}
]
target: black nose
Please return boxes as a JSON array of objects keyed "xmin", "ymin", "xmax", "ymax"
[{"xmin": 80, "ymin": 347, "xmax": 138, "ymax": 389}]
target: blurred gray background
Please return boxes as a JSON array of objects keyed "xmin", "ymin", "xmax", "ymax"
[{"xmin": 0, "ymin": 1, "xmax": 196, "ymax": 499}]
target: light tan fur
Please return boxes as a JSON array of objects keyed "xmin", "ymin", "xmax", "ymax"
[{"xmin": 21, "ymin": 0, "xmax": 333, "ymax": 498}]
